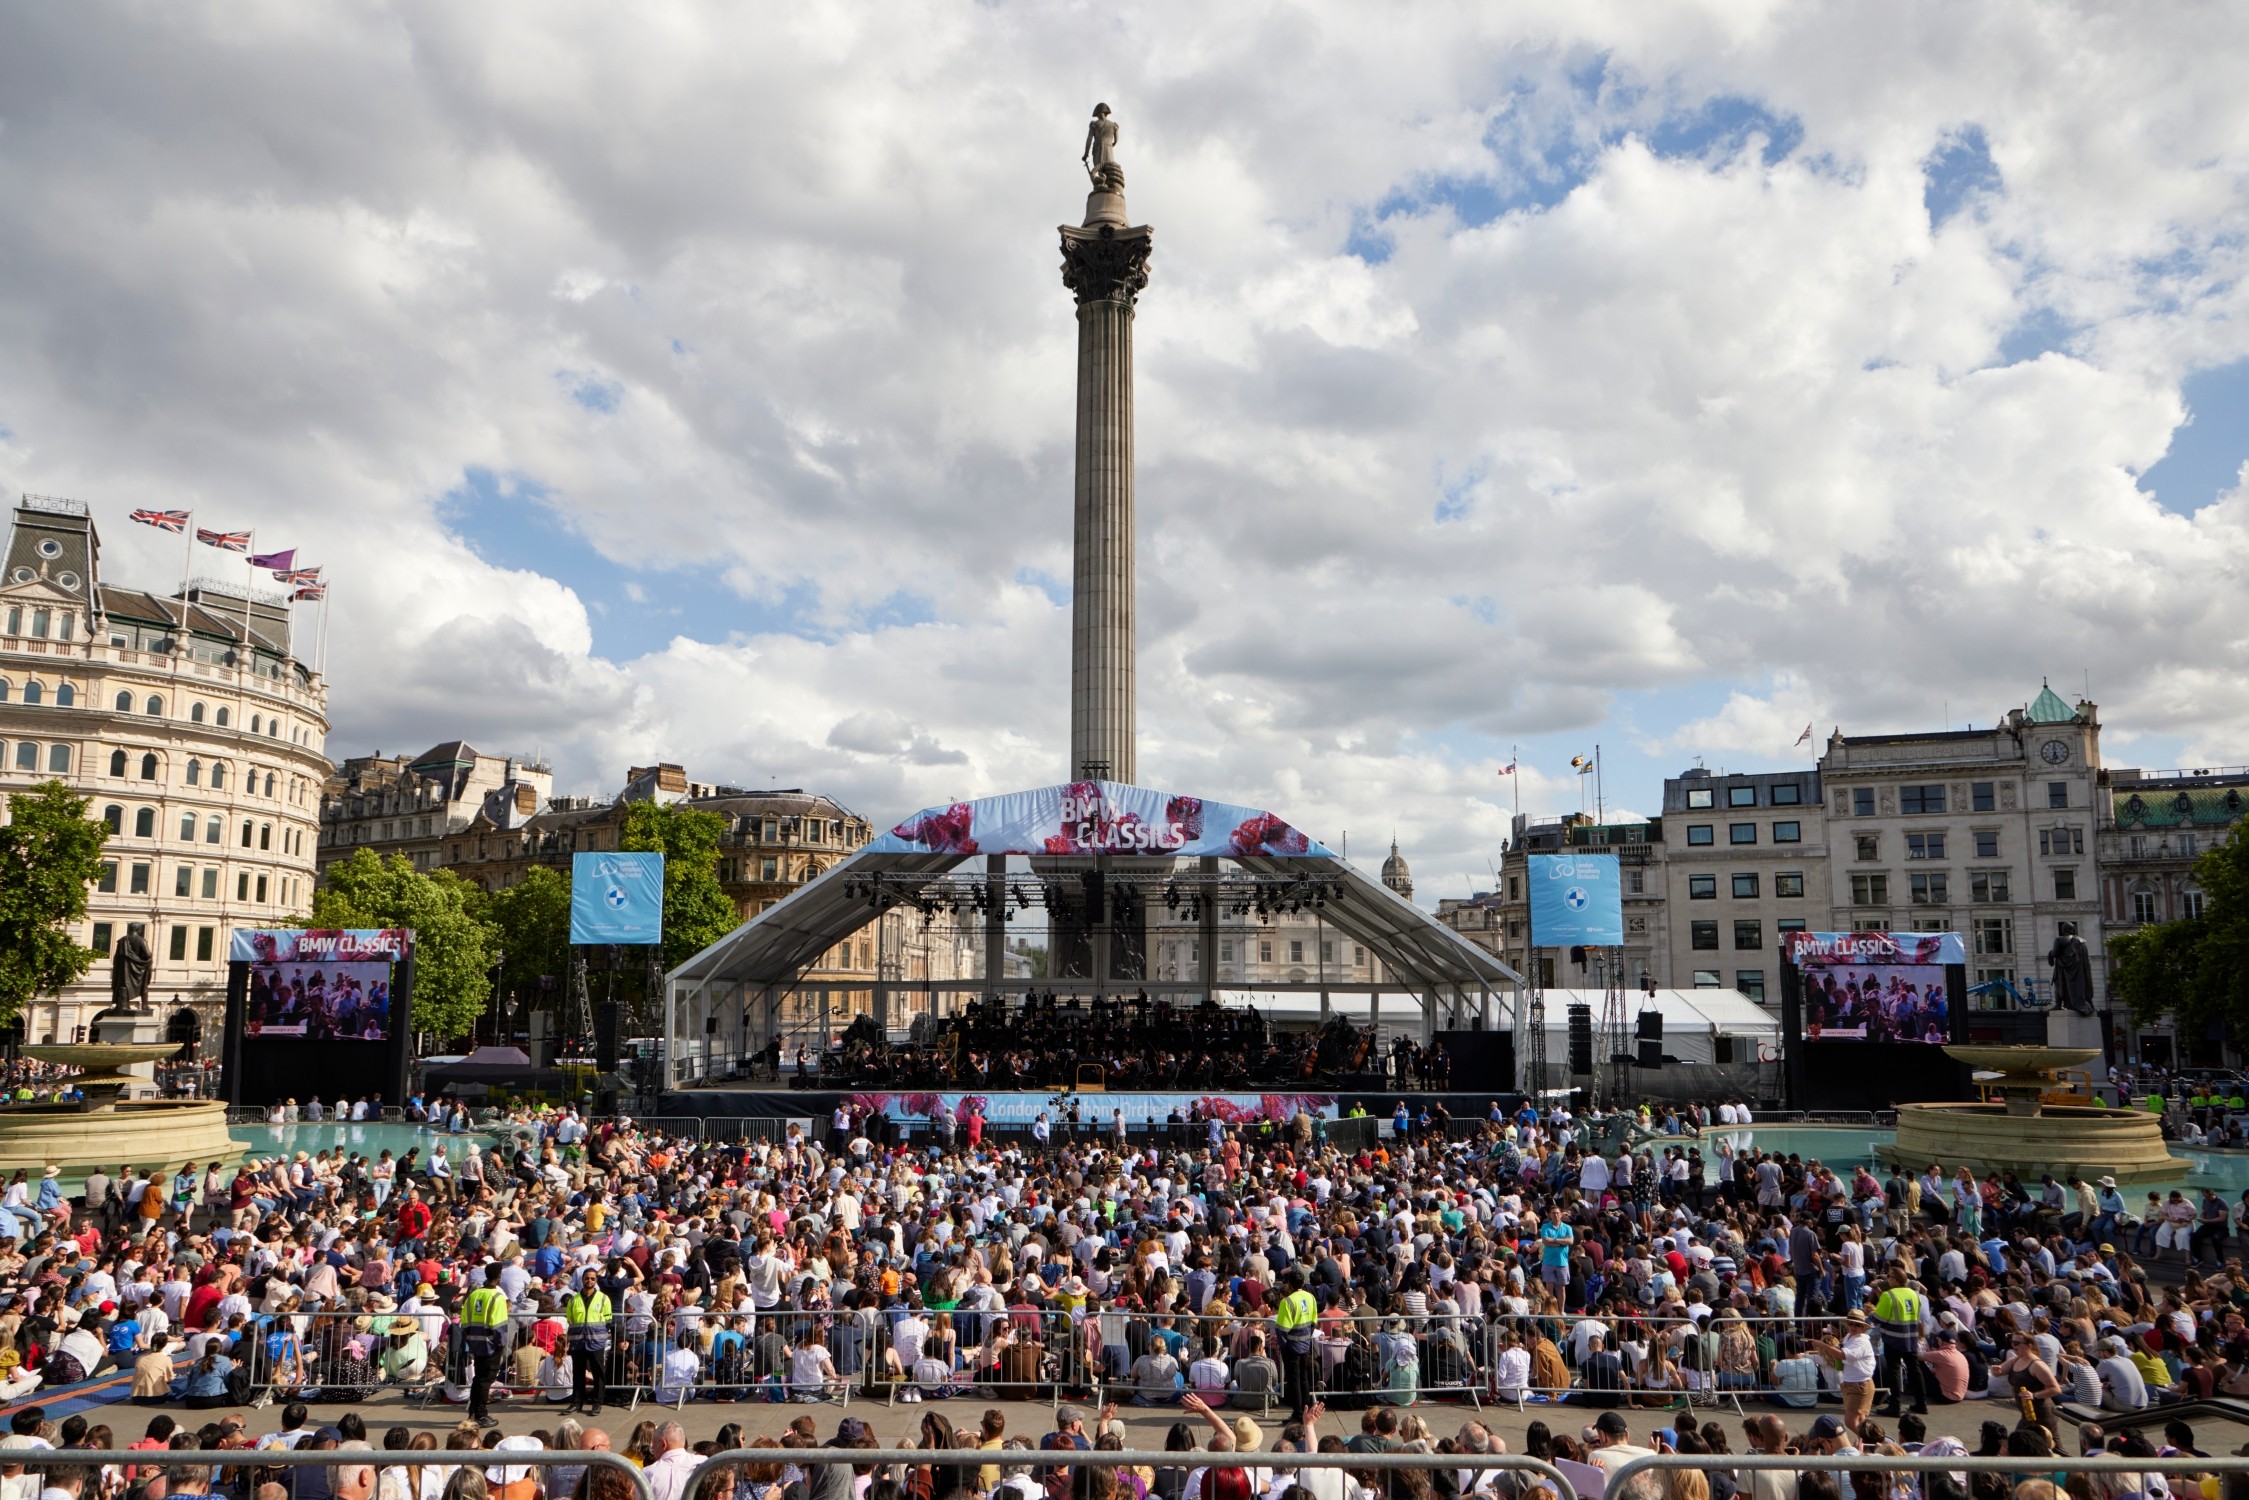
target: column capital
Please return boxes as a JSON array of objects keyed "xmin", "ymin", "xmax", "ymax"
[{"xmin": 1059, "ymin": 222, "xmax": 1153, "ymax": 306}]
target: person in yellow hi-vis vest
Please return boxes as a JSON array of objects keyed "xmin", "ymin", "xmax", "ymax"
[
  {"xmin": 1273, "ymin": 1268, "xmax": 1320, "ymax": 1422},
  {"xmin": 1870, "ymin": 1266, "xmax": 1929, "ymax": 1417},
  {"xmin": 564, "ymin": 1268, "xmax": 614, "ymax": 1415},
  {"xmin": 460, "ymin": 1279, "xmax": 512, "ymax": 1427}
]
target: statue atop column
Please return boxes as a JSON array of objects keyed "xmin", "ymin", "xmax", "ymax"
[
  {"xmin": 2047, "ymin": 920, "xmax": 2094, "ymax": 1016},
  {"xmin": 105, "ymin": 927, "xmax": 154, "ymax": 1016},
  {"xmin": 1082, "ymin": 103, "xmax": 1124, "ymax": 192}
]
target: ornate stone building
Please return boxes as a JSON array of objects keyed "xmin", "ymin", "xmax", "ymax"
[
  {"xmin": 1660, "ymin": 767, "xmax": 1825, "ymax": 1005},
  {"xmin": 318, "ymin": 742, "xmax": 552, "ymax": 875},
  {"xmin": 0, "ymin": 496, "xmax": 328, "ymax": 1045},
  {"xmin": 1443, "ymin": 813, "xmax": 1666, "ymax": 990},
  {"xmin": 2098, "ymin": 765, "xmax": 2249, "ymax": 1066}
]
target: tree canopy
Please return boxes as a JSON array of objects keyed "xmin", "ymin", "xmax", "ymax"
[
  {"xmin": 616, "ymin": 801, "xmax": 742, "ymax": 969},
  {"xmin": 311, "ymin": 849, "xmax": 499, "ymax": 1042},
  {"xmin": 0, "ymin": 781, "xmax": 110, "ymax": 1022},
  {"xmin": 2109, "ymin": 820, "xmax": 2249, "ymax": 1047},
  {"xmin": 485, "ymin": 863, "xmax": 573, "ymax": 1016}
]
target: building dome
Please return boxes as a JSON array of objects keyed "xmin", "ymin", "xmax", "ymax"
[{"xmin": 1381, "ymin": 838, "xmax": 1413, "ymax": 901}]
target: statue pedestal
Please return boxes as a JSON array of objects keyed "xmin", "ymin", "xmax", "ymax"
[
  {"xmin": 2046, "ymin": 1008, "xmax": 2103, "ymax": 1052},
  {"xmin": 89, "ymin": 1010, "xmax": 160, "ymax": 1098}
]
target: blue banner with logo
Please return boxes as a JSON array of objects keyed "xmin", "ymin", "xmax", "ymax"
[
  {"xmin": 570, "ymin": 852, "xmax": 666, "ymax": 944},
  {"xmin": 1528, "ymin": 852, "xmax": 1625, "ymax": 945}
]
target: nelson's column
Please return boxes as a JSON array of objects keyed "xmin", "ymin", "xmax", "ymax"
[{"xmin": 1060, "ymin": 103, "xmax": 1152, "ymax": 784}]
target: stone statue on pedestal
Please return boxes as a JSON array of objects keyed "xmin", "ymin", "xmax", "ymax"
[
  {"xmin": 106, "ymin": 928, "xmax": 154, "ymax": 1016},
  {"xmin": 1082, "ymin": 104, "xmax": 1124, "ymax": 192},
  {"xmin": 2048, "ymin": 920, "xmax": 2095, "ymax": 1016}
]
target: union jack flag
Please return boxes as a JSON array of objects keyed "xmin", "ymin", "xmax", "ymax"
[
  {"xmin": 277, "ymin": 567, "xmax": 322, "ymax": 584},
  {"xmin": 129, "ymin": 509, "xmax": 190, "ymax": 534},
  {"xmin": 195, "ymin": 528, "xmax": 251, "ymax": 553},
  {"xmin": 291, "ymin": 584, "xmax": 327, "ymax": 601}
]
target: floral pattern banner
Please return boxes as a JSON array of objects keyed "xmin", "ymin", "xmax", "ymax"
[{"xmin": 866, "ymin": 781, "xmax": 1335, "ymax": 859}]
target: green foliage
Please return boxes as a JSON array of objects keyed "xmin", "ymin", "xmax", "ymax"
[
  {"xmin": 0, "ymin": 782, "xmax": 110, "ymax": 1021},
  {"xmin": 616, "ymin": 801, "xmax": 742, "ymax": 968},
  {"xmin": 2110, "ymin": 821, "xmax": 2249, "ymax": 1045},
  {"xmin": 486, "ymin": 864, "xmax": 574, "ymax": 1009},
  {"xmin": 312, "ymin": 849, "xmax": 498, "ymax": 1042}
]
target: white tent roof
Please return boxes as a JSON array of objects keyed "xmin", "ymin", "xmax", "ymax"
[{"xmin": 1536, "ymin": 987, "xmax": 1779, "ymax": 1035}]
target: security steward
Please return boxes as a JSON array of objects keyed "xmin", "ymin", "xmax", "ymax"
[
  {"xmin": 564, "ymin": 1268, "xmax": 614, "ymax": 1415},
  {"xmin": 1273, "ymin": 1267, "xmax": 1320, "ymax": 1423},
  {"xmin": 1871, "ymin": 1265, "xmax": 1931, "ymax": 1416},
  {"xmin": 459, "ymin": 1277, "xmax": 512, "ymax": 1427}
]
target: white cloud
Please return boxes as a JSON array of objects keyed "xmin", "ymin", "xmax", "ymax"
[{"xmin": 2, "ymin": 1, "xmax": 2248, "ymax": 903}]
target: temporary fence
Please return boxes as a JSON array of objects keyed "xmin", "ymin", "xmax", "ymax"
[
  {"xmin": 681, "ymin": 1450, "xmax": 1582, "ymax": 1500},
  {"xmin": 1602, "ymin": 1453, "xmax": 2249, "ymax": 1500},
  {"xmin": 77, "ymin": 1448, "xmax": 653, "ymax": 1500}
]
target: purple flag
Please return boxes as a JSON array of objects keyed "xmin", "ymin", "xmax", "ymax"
[{"xmin": 249, "ymin": 547, "xmax": 295, "ymax": 569}]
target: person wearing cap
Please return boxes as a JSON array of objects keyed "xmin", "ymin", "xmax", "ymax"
[
  {"xmin": 1812, "ymin": 1310, "xmax": 1880, "ymax": 1433},
  {"xmin": 459, "ymin": 1275, "xmax": 512, "ymax": 1427},
  {"xmin": 1804, "ymin": 1414, "xmax": 1857, "ymax": 1456},
  {"xmin": 2095, "ymin": 1335, "xmax": 2150, "ymax": 1411},
  {"xmin": 1586, "ymin": 1410, "xmax": 1653, "ymax": 1477}
]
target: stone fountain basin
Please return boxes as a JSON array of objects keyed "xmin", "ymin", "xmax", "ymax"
[
  {"xmin": 20, "ymin": 1043, "xmax": 182, "ymax": 1069},
  {"xmin": 1945, "ymin": 1045, "xmax": 2101, "ymax": 1076}
]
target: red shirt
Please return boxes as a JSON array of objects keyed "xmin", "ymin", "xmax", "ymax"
[
  {"xmin": 396, "ymin": 1200, "xmax": 432, "ymax": 1240},
  {"xmin": 184, "ymin": 1282, "xmax": 225, "ymax": 1330}
]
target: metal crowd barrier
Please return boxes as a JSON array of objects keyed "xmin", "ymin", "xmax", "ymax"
[
  {"xmin": 1605, "ymin": 1453, "xmax": 2249, "ymax": 1499},
  {"xmin": 680, "ymin": 1449, "xmax": 1581, "ymax": 1500},
  {"xmin": 1480, "ymin": 1310, "xmax": 1884, "ymax": 1413},
  {"xmin": 58, "ymin": 1448, "xmax": 653, "ymax": 1500}
]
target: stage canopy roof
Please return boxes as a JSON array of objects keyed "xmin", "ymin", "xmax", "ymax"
[{"xmin": 669, "ymin": 780, "xmax": 1520, "ymax": 998}]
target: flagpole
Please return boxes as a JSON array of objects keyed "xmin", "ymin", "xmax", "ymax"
[
  {"xmin": 1511, "ymin": 744, "xmax": 1520, "ymax": 823},
  {"xmin": 177, "ymin": 512, "xmax": 195, "ymax": 631}
]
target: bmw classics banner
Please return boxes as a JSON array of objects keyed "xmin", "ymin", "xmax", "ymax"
[
  {"xmin": 570, "ymin": 851, "xmax": 667, "ymax": 944},
  {"xmin": 1527, "ymin": 851, "xmax": 1625, "ymax": 945},
  {"xmin": 867, "ymin": 781, "xmax": 1337, "ymax": 858}
]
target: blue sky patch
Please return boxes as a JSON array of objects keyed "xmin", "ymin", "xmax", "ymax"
[
  {"xmin": 1997, "ymin": 305, "xmax": 2075, "ymax": 365},
  {"xmin": 2140, "ymin": 358, "xmax": 2249, "ymax": 515},
  {"xmin": 1924, "ymin": 126, "xmax": 2003, "ymax": 230},
  {"xmin": 1646, "ymin": 95, "xmax": 1803, "ymax": 166},
  {"xmin": 558, "ymin": 370, "xmax": 624, "ymax": 413}
]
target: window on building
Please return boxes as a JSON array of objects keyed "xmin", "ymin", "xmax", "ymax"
[
  {"xmin": 2048, "ymin": 781, "xmax": 2069, "ymax": 809},
  {"xmin": 1775, "ymin": 872, "xmax": 1805, "ymax": 898},
  {"xmin": 1734, "ymin": 920, "xmax": 1762, "ymax": 949},
  {"xmin": 97, "ymin": 861, "xmax": 117, "ymax": 893},
  {"xmin": 19, "ymin": 682, "xmax": 40, "ymax": 707},
  {"xmin": 1686, "ymin": 787, "xmax": 1714, "ymax": 809},
  {"xmin": 1974, "ymin": 831, "xmax": 1999, "ymax": 858},
  {"xmin": 46, "ymin": 745, "xmax": 68, "ymax": 773},
  {"xmin": 196, "ymin": 927, "xmax": 214, "ymax": 962},
  {"xmin": 2054, "ymin": 869, "xmax": 2077, "ymax": 900},
  {"xmin": 1690, "ymin": 921, "xmax": 1720, "ymax": 950},
  {"xmin": 1972, "ymin": 782, "xmax": 1996, "ymax": 812},
  {"xmin": 1854, "ymin": 835, "xmax": 1879, "ymax": 862},
  {"xmin": 144, "ymin": 696, "xmax": 162, "ymax": 716},
  {"xmin": 1852, "ymin": 788, "xmax": 1875, "ymax": 816},
  {"xmin": 139, "ymin": 752, "xmax": 157, "ymax": 780},
  {"xmin": 1288, "ymin": 940, "xmax": 1304, "ymax": 963},
  {"xmin": 107, "ymin": 749, "xmax": 125, "ymax": 777},
  {"xmin": 255, "ymin": 875, "xmax": 268, "ymax": 902},
  {"xmin": 1969, "ymin": 870, "xmax": 2011, "ymax": 902},
  {"xmin": 133, "ymin": 807, "xmax": 154, "ymax": 838},
  {"xmin": 129, "ymin": 862, "xmax": 150, "ymax": 895},
  {"xmin": 1693, "ymin": 969, "xmax": 1721, "ymax": 987},
  {"xmin": 1773, "ymin": 820, "xmax": 1800, "ymax": 843},
  {"xmin": 1901, "ymin": 784, "xmax": 1946, "ymax": 814},
  {"xmin": 2181, "ymin": 834, "xmax": 2199, "ymax": 856},
  {"xmin": 168, "ymin": 926, "xmax": 188, "ymax": 961},
  {"xmin": 200, "ymin": 868, "xmax": 217, "ymax": 898},
  {"xmin": 2038, "ymin": 826, "xmax": 2086, "ymax": 856},
  {"xmin": 1689, "ymin": 875, "xmax": 1717, "ymax": 899},
  {"xmin": 236, "ymin": 872, "xmax": 249, "ymax": 901},
  {"xmin": 1729, "ymin": 785, "xmax": 1757, "ymax": 807},
  {"xmin": 91, "ymin": 921, "xmax": 112, "ymax": 955},
  {"xmin": 1219, "ymin": 940, "xmax": 1234, "ymax": 962},
  {"xmin": 26, "ymin": 610, "xmax": 47, "ymax": 640},
  {"xmin": 1687, "ymin": 825, "xmax": 1714, "ymax": 846},
  {"xmin": 185, "ymin": 758, "xmax": 201, "ymax": 787},
  {"xmin": 1321, "ymin": 940, "xmax": 1335, "ymax": 964},
  {"xmin": 189, "ymin": 702, "xmax": 205, "ymax": 724},
  {"xmin": 1850, "ymin": 873, "xmax": 1889, "ymax": 905},
  {"xmin": 214, "ymin": 707, "xmax": 228, "ymax": 727},
  {"xmin": 11, "ymin": 743, "xmax": 32, "ymax": 771},
  {"xmin": 210, "ymin": 763, "xmax": 225, "ymax": 790},
  {"xmin": 1974, "ymin": 917, "xmax": 2013, "ymax": 955},
  {"xmin": 259, "ymin": 824, "xmax": 271, "ymax": 850},
  {"xmin": 1777, "ymin": 918, "xmax": 1807, "ymax": 934},
  {"xmin": 1729, "ymin": 823, "xmax": 1757, "ymax": 845},
  {"xmin": 1354, "ymin": 944, "xmax": 1366, "ymax": 964},
  {"xmin": 2184, "ymin": 890, "xmax": 2207, "ymax": 919},
  {"xmin": 760, "ymin": 857, "xmax": 778, "ymax": 881},
  {"xmin": 1772, "ymin": 783, "xmax": 1802, "ymax": 806},
  {"xmin": 1906, "ymin": 832, "xmax": 1946, "ymax": 860},
  {"xmin": 1909, "ymin": 872, "xmax": 1948, "ymax": 905},
  {"xmin": 2130, "ymin": 889, "xmax": 2156, "ymax": 924},
  {"xmin": 176, "ymin": 812, "xmax": 194, "ymax": 841},
  {"xmin": 1737, "ymin": 970, "xmax": 1766, "ymax": 1002},
  {"xmin": 204, "ymin": 816, "xmax": 221, "ymax": 844},
  {"xmin": 113, "ymin": 690, "xmax": 132, "ymax": 712},
  {"xmin": 174, "ymin": 865, "xmax": 192, "ymax": 897},
  {"xmin": 240, "ymin": 820, "xmax": 253, "ymax": 848},
  {"xmin": 1258, "ymin": 940, "xmax": 1273, "ymax": 963},
  {"xmin": 1732, "ymin": 873, "xmax": 1760, "ymax": 898}
]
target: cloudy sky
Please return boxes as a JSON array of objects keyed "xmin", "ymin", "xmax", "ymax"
[{"xmin": 2, "ymin": 1, "xmax": 2246, "ymax": 906}]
